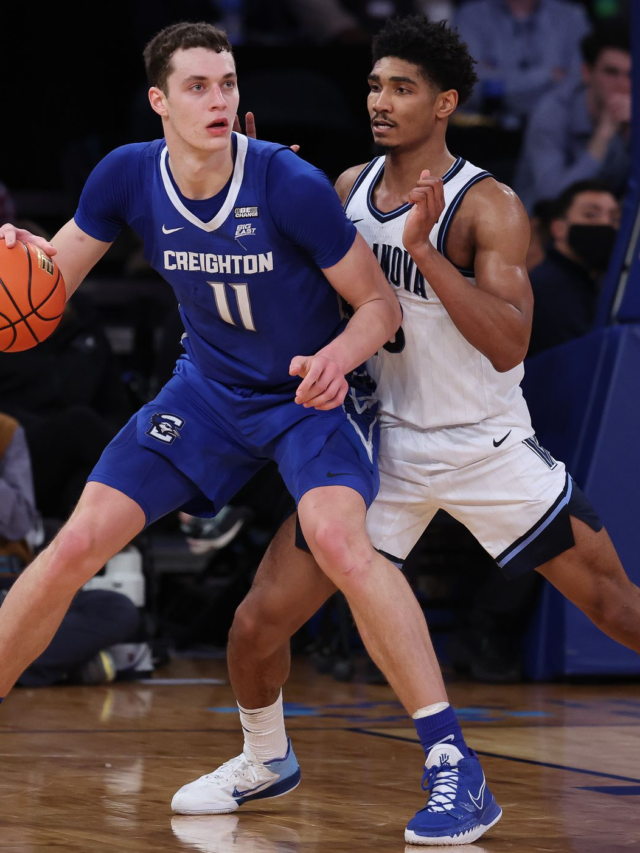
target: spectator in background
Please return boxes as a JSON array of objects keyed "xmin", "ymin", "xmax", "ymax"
[
  {"xmin": 456, "ymin": 0, "xmax": 591, "ymax": 126},
  {"xmin": 515, "ymin": 23, "xmax": 631, "ymax": 210},
  {"xmin": 0, "ymin": 412, "xmax": 139, "ymax": 687},
  {"xmin": 527, "ymin": 180, "xmax": 620, "ymax": 357}
]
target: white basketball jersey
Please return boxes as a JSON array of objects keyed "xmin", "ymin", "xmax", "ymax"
[{"xmin": 345, "ymin": 156, "xmax": 531, "ymax": 430}]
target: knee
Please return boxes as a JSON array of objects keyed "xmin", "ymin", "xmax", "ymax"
[
  {"xmin": 305, "ymin": 521, "xmax": 373, "ymax": 585},
  {"xmin": 229, "ymin": 600, "xmax": 291, "ymax": 659},
  {"xmin": 44, "ymin": 525, "xmax": 102, "ymax": 588}
]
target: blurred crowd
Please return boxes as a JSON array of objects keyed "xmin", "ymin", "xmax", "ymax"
[{"xmin": 0, "ymin": 0, "xmax": 633, "ymax": 686}]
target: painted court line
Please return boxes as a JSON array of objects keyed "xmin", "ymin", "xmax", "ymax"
[{"xmin": 352, "ymin": 728, "xmax": 640, "ymax": 786}]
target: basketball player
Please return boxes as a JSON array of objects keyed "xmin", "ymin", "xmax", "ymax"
[
  {"xmin": 172, "ymin": 17, "xmax": 640, "ymax": 846},
  {"xmin": 0, "ymin": 21, "xmax": 477, "ymax": 812}
]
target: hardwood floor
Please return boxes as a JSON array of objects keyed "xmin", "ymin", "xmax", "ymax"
[{"xmin": 0, "ymin": 657, "xmax": 638, "ymax": 852}]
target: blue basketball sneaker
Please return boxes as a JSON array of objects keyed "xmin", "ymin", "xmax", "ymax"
[
  {"xmin": 171, "ymin": 739, "xmax": 301, "ymax": 814},
  {"xmin": 405, "ymin": 742, "xmax": 502, "ymax": 845}
]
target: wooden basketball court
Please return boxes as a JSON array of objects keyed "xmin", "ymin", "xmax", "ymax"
[{"xmin": 0, "ymin": 657, "xmax": 638, "ymax": 852}]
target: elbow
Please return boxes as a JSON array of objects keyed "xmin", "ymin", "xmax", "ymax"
[{"xmin": 490, "ymin": 346, "xmax": 528, "ymax": 373}]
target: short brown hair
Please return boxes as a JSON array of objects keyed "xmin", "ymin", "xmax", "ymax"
[{"xmin": 143, "ymin": 22, "xmax": 233, "ymax": 94}]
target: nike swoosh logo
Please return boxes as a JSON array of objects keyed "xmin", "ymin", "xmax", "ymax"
[
  {"xmin": 351, "ymin": 218, "xmax": 363, "ymax": 224},
  {"xmin": 162, "ymin": 225, "xmax": 185, "ymax": 234},
  {"xmin": 327, "ymin": 471, "xmax": 354, "ymax": 478},
  {"xmin": 469, "ymin": 775, "xmax": 486, "ymax": 810},
  {"xmin": 493, "ymin": 430, "xmax": 512, "ymax": 448},
  {"xmin": 232, "ymin": 779, "xmax": 275, "ymax": 798}
]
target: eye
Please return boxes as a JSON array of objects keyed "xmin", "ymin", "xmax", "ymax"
[
  {"xmin": 224, "ymin": 81, "xmax": 236, "ymax": 89},
  {"xmin": 191, "ymin": 84, "xmax": 205, "ymax": 92},
  {"xmin": 369, "ymin": 84, "xmax": 381, "ymax": 93},
  {"xmin": 396, "ymin": 87, "xmax": 410, "ymax": 95}
]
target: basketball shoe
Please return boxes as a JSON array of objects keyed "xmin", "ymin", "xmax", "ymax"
[
  {"xmin": 171, "ymin": 739, "xmax": 300, "ymax": 814},
  {"xmin": 405, "ymin": 742, "xmax": 502, "ymax": 845}
]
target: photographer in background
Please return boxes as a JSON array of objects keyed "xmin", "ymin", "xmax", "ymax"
[
  {"xmin": 0, "ymin": 412, "xmax": 140, "ymax": 688},
  {"xmin": 527, "ymin": 180, "xmax": 620, "ymax": 357}
]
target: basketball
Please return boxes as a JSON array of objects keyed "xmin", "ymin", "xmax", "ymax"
[{"xmin": 0, "ymin": 241, "xmax": 66, "ymax": 352}]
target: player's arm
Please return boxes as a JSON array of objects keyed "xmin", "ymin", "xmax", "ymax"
[
  {"xmin": 292, "ymin": 231, "xmax": 401, "ymax": 409},
  {"xmin": 0, "ymin": 221, "xmax": 111, "ymax": 301},
  {"xmin": 403, "ymin": 174, "xmax": 532, "ymax": 372}
]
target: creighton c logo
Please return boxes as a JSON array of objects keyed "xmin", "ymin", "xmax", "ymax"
[{"xmin": 147, "ymin": 413, "xmax": 185, "ymax": 444}]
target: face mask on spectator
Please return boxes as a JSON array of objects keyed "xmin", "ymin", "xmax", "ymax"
[{"xmin": 567, "ymin": 224, "xmax": 618, "ymax": 272}]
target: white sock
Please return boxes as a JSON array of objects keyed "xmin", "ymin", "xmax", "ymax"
[
  {"xmin": 237, "ymin": 690, "xmax": 288, "ymax": 764},
  {"xmin": 412, "ymin": 702, "xmax": 450, "ymax": 719}
]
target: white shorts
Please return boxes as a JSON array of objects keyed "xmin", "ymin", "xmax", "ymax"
[{"xmin": 365, "ymin": 407, "xmax": 592, "ymax": 577}]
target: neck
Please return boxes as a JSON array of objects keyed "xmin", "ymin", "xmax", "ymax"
[
  {"xmin": 554, "ymin": 243, "xmax": 596, "ymax": 277},
  {"xmin": 381, "ymin": 137, "xmax": 456, "ymax": 195},
  {"xmin": 164, "ymin": 129, "xmax": 235, "ymax": 200}
]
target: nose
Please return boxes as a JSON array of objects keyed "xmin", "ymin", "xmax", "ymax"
[
  {"xmin": 209, "ymin": 84, "xmax": 227, "ymax": 109},
  {"xmin": 372, "ymin": 88, "xmax": 392, "ymax": 115}
]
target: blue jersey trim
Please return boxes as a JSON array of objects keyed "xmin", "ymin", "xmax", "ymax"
[
  {"xmin": 497, "ymin": 474, "xmax": 572, "ymax": 568},
  {"xmin": 365, "ymin": 156, "xmax": 466, "ymax": 224},
  {"xmin": 436, "ymin": 171, "xmax": 493, "ymax": 274}
]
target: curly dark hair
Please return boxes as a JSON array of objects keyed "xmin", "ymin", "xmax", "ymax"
[
  {"xmin": 372, "ymin": 16, "xmax": 478, "ymax": 106},
  {"xmin": 144, "ymin": 22, "xmax": 233, "ymax": 94}
]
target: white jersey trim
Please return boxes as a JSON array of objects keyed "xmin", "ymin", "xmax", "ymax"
[{"xmin": 160, "ymin": 132, "xmax": 248, "ymax": 233}]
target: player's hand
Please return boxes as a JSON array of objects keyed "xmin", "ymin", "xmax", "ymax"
[
  {"xmin": 603, "ymin": 92, "xmax": 632, "ymax": 127},
  {"xmin": 290, "ymin": 354, "xmax": 348, "ymax": 410},
  {"xmin": 0, "ymin": 223, "xmax": 57, "ymax": 257},
  {"xmin": 402, "ymin": 170, "xmax": 445, "ymax": 253},
  {"xmin": 233, "ymin": 111, "xmax": 300, "ymax": 154}
]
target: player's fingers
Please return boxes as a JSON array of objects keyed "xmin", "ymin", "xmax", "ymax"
[
  {"xmin": 314, "ymin": 379, "xmax": 349, "ymax": 410},
  {"xmin": 302, "ymin": 376, "xmax": 345, "ymax": 408},
  {"xmin": 0, "ymin": 225, "xmax": 17, "ymax": 247},
  {"xmin": 290, "ymin": 144, "xmax": 301, "ymax": 154},
  {"xmin": 245, "ymin": 111, "xmax": 256, "ymax": 139},
  {"xmin": 420, "ymin": 169, "xmax": 431, "ymax": 180},
  {"xmin": 289, "ymin": 355, "xmax": 310, "ymax": 377},
  {"xmin": 296, "ymin": 360, "xmax": 327, "ymax": 401},
  {"xmin": 28, "ymin": 236, "xmax": 58, "ymax": 256},
  {"xmin": 408, "ymin": 188, "xmax": 428, "ymax": 205}
]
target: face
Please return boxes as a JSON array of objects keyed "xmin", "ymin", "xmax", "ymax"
[
  {"xmin": 367, "ymin": 57, "xmax": 456, "ymax": 151},
  {"xmin": 149, "ymin": 47, "xmax": 239, "ymax": 152},
  {"xmin": 584, "ymin": 48, "xmax": 631, "ymax": 107},
  {"xmin": 552, "ymin": 190, "xmax": 620, "ymax": 247}
]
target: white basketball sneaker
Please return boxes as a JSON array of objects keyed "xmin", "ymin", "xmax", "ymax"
[{"xmin": 171, "ymin": 739, "xmax": 301, "ymax": 815}]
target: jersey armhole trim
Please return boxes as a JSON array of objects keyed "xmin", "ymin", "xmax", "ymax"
[
  {"xmin": 343, "ymin": 158, "xmax": 380, "ymax": 213},
  {"xmin": 436, "ymin": 171, "xmax": 493, "ymax": 274}
]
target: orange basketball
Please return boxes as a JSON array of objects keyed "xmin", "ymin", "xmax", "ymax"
[{"xmin": 0, "ymin": 241, "xmax": 66, "ymax": 352}]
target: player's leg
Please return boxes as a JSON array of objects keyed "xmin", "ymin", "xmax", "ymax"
[
  {"xmin": 298, "ymin": 485, "xmax": 447, "ymax": 712},
  {"xmin": 0, "ymin": 482, "xmax": 145, "ymax": 697},
  {"xmin": 228, "ymin": 514, "xmax": 336, "ymax": 710},
  {"xmin": 535, "ymin": 518, "xmax": 640, "ymax": 651},
  {"xmin": 298, "ymin": 484, "xmax": 501, "ymax": 846},
  {"xmin": 172, "ymin": 514, "xmax": 336, "ymax": 815}
]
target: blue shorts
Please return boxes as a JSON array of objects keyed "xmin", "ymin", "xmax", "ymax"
[{"xmin": 88, "ymin": 355, "xmax": 379, "ymax": 526}]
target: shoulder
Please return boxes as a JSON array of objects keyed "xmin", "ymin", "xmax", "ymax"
[
  {"xmin": 464, "ymin": 177, "xmax": 528, "ymax": 226},
  {"xmin": 335, "ymin": 163, "xmax": 370, "ymax": 204},
  {"xmin": 245, "ymin": 135, "xmax": 289, "ymax": 162},
  {"xmin": 100, "ymin": 140, "xmax": 161, "ymax": 168}
]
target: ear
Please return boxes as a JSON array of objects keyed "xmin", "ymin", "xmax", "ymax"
[
  {"xmin": 436, "ymin": 89, "xmax": 458, "ymax": 120},
  {"xmin": 550, "ymin": 218, "xmax": 568, "ymax": 244},
  {"xmin": 149, "ymin": 86, "xmax": 168, "ymax": 118}
]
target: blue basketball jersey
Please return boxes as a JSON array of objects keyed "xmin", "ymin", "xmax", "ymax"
[{"xmin": 75, "ymin": 134, "xmax": 357, "ymax": 388}]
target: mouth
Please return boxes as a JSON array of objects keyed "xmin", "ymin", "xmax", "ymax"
[
  {"xmin": 372, "ymin": 118, "xmax": 396, "ymax": 133},
  {"xmin": 206, "ymin": 118, "xmax": 229, "ymax": 135}
]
